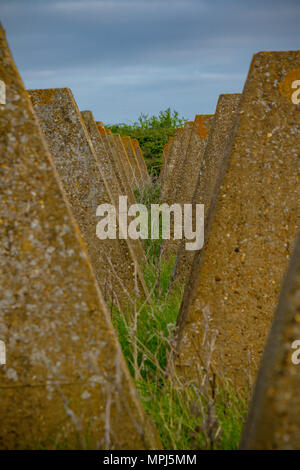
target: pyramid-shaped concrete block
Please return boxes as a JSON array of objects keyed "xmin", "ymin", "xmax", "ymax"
[
  {"xmin": 162, "ymin": 116, "xmax": 214, "ymax": 260},
  {"xmin": 172, "ymin": 95, "xmax": 241, "ymax": 287},
  {"xmin": 81, "ymin": 111, "xmax": 147, "ymax": 266},
  {"xmin": 0, "ymin": 25, "xmax": 160, "ymax": 450}
]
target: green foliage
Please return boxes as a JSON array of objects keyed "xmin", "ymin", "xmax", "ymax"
[{"xmin": 106, "ymin": 108, "xmax": 186, "ymax": 177}]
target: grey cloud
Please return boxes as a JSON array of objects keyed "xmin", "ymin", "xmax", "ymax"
[{"xmin": 1, "ymin": 0, "xmax": 300, "ymax": 122}]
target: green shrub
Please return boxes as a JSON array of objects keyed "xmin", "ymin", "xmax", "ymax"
[{"xmin": 106, "ymin": 108, "xmax": 186, "ymax": 178}]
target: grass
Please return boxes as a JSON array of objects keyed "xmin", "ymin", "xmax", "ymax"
[
  {"xmin": 111, "ymin": 183, "xmax": 248, "ymax": 450},
  {"xmin": 36, "ymin": 183, "xmax": 247, "ymax": 450}
]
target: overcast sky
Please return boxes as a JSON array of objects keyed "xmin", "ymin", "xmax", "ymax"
[{"xmin": 1, "ymin": 0, "xmax": 300, "ymax": 124}]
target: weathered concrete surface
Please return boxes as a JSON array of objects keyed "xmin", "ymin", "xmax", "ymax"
[
  {"xmin": 85, "ymin": 116, "xmax": 136, "ymax": 209},
  {"xmin": 104, "ymin": 133, "xmax": 149, "ymax": 263},
  {"xmin": 160, "ymin": 126, "xmax": 193, "ymax": 262},
  {"xmin": 173, "ymin": 96, "xmax": 241, "ymax": 287},
  {"xmin": 81, "ymin": 113, "xmax": 117, "ymax": 194},
  {"xmin": 98, "ymin": 128, "xmax": 148, "ymax": 265},
  {"xmin": 0, "ymin": 26, "xmax": 160, "ymax": 450},
  {"xmin": 122, "ymin": 137, "xmax": 142, "ymax": 188},
  {"xmin": 96, "ymin": 124, "xmax": 139, "ymax": 197},
  {"xmin": 98, "ymin": 126, "xmax": 138, "ymax": 189},
  {"xmin": 81, "ymin": 112, "xmax": 147, "ymax": 270},
  {"xmin": 132, "ymin": 138, "xmax": 151, "ymax": 185},
  {"xmin": 158, "ymin": 144, "xmax": 167, "ymax": 184},
  {"xmin": 91, "ymin": 120, "xmax": 147, "ymax": 267},
  {"xmin": 158, "ymin": 137, "xmax": 174, "ymax": 185},
  {"xmin": 241, "ymin": 230, "xmax": 300, "ymax": 449},
  {"xmin": 172, "ymin": 51, "xmax": 300, "ymax": 392},
  {"xmin": 95, "ymin": 123, "xmax": 138, "ymax": 191},
  {"xmin": 160, "ymin": 129, "xmax": 183, "ymax": 200},
  {"xmin": 162, "ymin": 116, "xmax": 213, "ymax": 260},
  {"xmin": 29, "ymin": 89, "xmax": 148, "ymax": 313},
  {"xmin": 97, "ymin": 126, "xmax": 126, "ymax": 194},
  {"xmin": 93, "ymin": 125, "xmax": 149, "ymax": 297}
]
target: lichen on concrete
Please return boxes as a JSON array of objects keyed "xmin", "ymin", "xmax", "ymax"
[{"xmin": 241, "ymin": 230, "xmax": 300, "ymax": 449}]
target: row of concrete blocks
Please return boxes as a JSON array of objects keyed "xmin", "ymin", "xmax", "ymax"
[
  {"xmin": 1, "ymin": 19, "xmax": 300, "ymax": 449},
  {"xmin": 0, "ymin": 25, "xmax": 159, "ymax": 450},
  {"xmin": 159, "ymin": 52, "xmax": 300, "ymax": 449}
]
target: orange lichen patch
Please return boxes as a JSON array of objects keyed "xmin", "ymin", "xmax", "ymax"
[
  {"xmin": 279, "ymin": 68, "xmax": 300, "ymax": 101},
  {"xmin": 96, "ymin": 121, "xmax": 107, "ymax": 135},
  {"xmin": 195, "ymin": 115, "xmax": 208, "ymax": 138}
]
